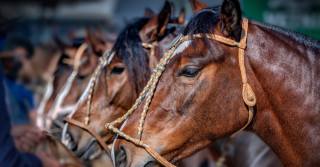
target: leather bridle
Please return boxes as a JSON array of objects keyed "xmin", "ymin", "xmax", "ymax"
[{"xmin": 105, "ymin": 18, "xmax": 256, "ymax": 167}]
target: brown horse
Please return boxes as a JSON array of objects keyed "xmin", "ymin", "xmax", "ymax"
[
  {"xmin": 111, "ymin": 0, "xmax": 320, "ymax": 166},
  {"xmin": 37, "ymin": 31, "xmax": 113, "ymax": 133},
  {"xmin": 63, "ymin": 1, "xmax": 185, "ymax": 160}
]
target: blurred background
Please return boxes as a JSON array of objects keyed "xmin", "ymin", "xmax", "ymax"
[
  {"xmin": 0, "ymin": 0, "xmax": 319, "ymax": 104},
  {"xmin": 1, "ymin": 0, "xmax": 319, "ymax": 43}
]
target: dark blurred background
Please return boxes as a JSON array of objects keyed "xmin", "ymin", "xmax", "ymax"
[{"xmin": 1, "ymin": 0, "xmax": 319, "ymax": 45}]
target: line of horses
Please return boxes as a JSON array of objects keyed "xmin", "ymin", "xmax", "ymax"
[{"xmin": 35, "ymin": 0, "xmax": 320, "ymax": 166}]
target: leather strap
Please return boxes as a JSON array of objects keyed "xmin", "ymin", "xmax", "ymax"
[
  {"xmin": 64, "ymin": 118, "xmax": 111, "ymax": 155},
  {"xmin": 73, "ymin": 44, "xmax": 88, "ymax": 71},
  {"xmin": 230, "ymin": 18, "xmax": 255, "ymax": 137},
  {"xmin": 145, "ymin": 145, "xmax": 175, "ymax": 167}
]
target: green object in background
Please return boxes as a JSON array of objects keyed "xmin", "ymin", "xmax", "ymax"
[{"xmin": 242, "ymin": 0, "xmax": 320, "ymax": 39}]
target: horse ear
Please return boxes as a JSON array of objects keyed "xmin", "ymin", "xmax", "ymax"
[
  {"xmin": 156, "ymin": 1, "xmax": 172, "ymax": 38},
  {"xmin": 175, "ymin": 8, "xmax": 186, "ymax": 25},
  {"xmin": 219, "ymin": 0, "xmax": 242, "ymax": 41},
  {"xmin": 86, "ymin": 27, "xmax": 103, "ymax": 55},
  {"xmin": 191, "ymin": 0, "xmax": 208, "ymax": 13},
  {"xmin": 139, "ymin": 1, "xmax": 172, "ymax": 41},
  {"xmin": 144, "ymin": 8, "xmax": 155, "ymax": 18}
]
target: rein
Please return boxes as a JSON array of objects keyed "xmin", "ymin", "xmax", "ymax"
[{"xmin": 105, "ymin": 18, "xmax": 256, "ymax": 167}]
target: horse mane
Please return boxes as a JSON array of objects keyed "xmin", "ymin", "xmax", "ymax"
[
  {"xmin": 253, "ymin": 21, "xmax": 320, "ymax": 49},
  {"xmin": 184, "ymin": 7, "xmax": 320, "ymax": 51},
  {"xmin": 111, "ymin": 18, "xmax": 151, "ymax": 96},
  {"xmin": 183, "ymin": 7, "xmax": 224, "ymax": 61}
]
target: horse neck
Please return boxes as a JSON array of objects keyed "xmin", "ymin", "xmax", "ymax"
[{"xmin": 245, "ymin": 21, "xmax": 320, "ymax": 166}]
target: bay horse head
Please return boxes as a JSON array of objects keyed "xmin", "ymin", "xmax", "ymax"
[
  {"xmin": 111, "ymin": 0, "xmax": 320, "ymax": 166},
  {"xmin": 63, "ymin": 1, "xmax": 186, "ymax": 160}
]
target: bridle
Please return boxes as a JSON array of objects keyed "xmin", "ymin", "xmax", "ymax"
[
  {"xmin": 37, "ymin": 43, "xmax": 88, "ymax": 130},
  {"xmin": 64, "ymin": 49, "xmax": 113, "ymax": 154},
  {"xmin": 105, "ymin": 18, "xmax": 256, "ymax": 167},
  {"xmin": 63, "ymin": 40, "xmax": 160, "ymax": 154}
]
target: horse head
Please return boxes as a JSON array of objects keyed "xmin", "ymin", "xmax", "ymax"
[
  {"xmin": 112, "ymin": 0, "xmax": 257, "ymax": 166},
  {"xmin": 112, "ymin": 0, "xmax": 320, "ymax": 166},
  {"xmin": 64, "ymin": 1, "xmax": 185, "ymax": 160}
]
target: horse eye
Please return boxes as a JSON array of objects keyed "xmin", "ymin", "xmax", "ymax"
[
  {"xmin": 110, "ymin": 66, "xmax": 125, "ymax": 75},
  {"xmin": 179, "ymin": 67, "xmax": 201, "ymax": 78}
]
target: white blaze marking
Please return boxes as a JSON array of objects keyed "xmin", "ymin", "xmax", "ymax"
[{"xmin": 171, "ymin": 40, "xmax": 192, "ymax": 59}]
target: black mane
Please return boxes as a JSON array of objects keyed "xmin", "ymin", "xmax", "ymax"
[
  {"xmin": 183, "ymin": 7, "xmax": 220, "ymax": 36},
  {"xmin": 183, "ymin": 7, "xmax": 223, "ymax": 60},
  {"xmin": 183, "ymin": 6, "xmax": 320, "ymax": 57},
  {"xmin": 184, "ymin": 6, "xmax": 320, "ymax": 47},
  {"xmin": 111, "ymin": 18, "xmax": 151, "ymax": 96}
]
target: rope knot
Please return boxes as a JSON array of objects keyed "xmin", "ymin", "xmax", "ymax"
[{"xmin": 242, "ymin": 83, "xmax": 256, "ymax": 107}]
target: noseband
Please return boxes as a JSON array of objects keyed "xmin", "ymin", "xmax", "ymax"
[{"xmin": 105, "ymin": 18, "xmax": 256, "ymax": 167}]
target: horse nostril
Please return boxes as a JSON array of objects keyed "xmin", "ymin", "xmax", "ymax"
[{"xmin": 115, "ymin": 147, "xmax": 127, "ymax": 167}]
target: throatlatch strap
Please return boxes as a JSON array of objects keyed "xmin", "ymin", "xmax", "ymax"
[
  {"xmin": 230, "ymin": 18, "xmax": 255, "ymax": 137},
  {"xmin": 65, "ymin": 118, "xmax": 111, "ymax": 154}
]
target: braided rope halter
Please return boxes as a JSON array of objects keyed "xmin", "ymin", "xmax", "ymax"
[{"xmin": 105, "ymin": 18, "xmax": 256, "ymax": 167}]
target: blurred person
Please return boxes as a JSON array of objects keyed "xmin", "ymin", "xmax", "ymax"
[
  {"xmin": 0, "ymin": 60, "xmax": 60, "ymax": 167},
  {"xmin": 0, "ymin": 36, "xmax": 36, "ymax": 125},
  {"xmin": 0, "ymin": 35, "xmax": 43, "ymax": 153}
]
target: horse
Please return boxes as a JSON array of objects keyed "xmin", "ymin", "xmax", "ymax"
[
  {"xmin": 33, "ymin": 30, "xmax": 115, "ymax": 167},
  {"xmin": 37, "ymin": 30, "xmax": 113, "ymax": 134},
  {"xmin": 110, "ymin": 0, "xmax": 320, "ymax": 166},
  {"xmin": 62, "ymin": 1, "xmax": 185, "ymax": 161}
]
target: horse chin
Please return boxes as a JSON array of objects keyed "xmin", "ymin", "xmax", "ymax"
[{"xmin": 77, "ymin": 140, "xmax": 103, "ymax": 160}]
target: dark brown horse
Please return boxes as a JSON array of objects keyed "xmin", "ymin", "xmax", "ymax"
[
  {"xmin": 112, "ymin": 0, "xmax": 320, "ymax": 166},
  {"xmin": 63, "ymin": 1, "xmax": 185, "ymax": 160}
]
